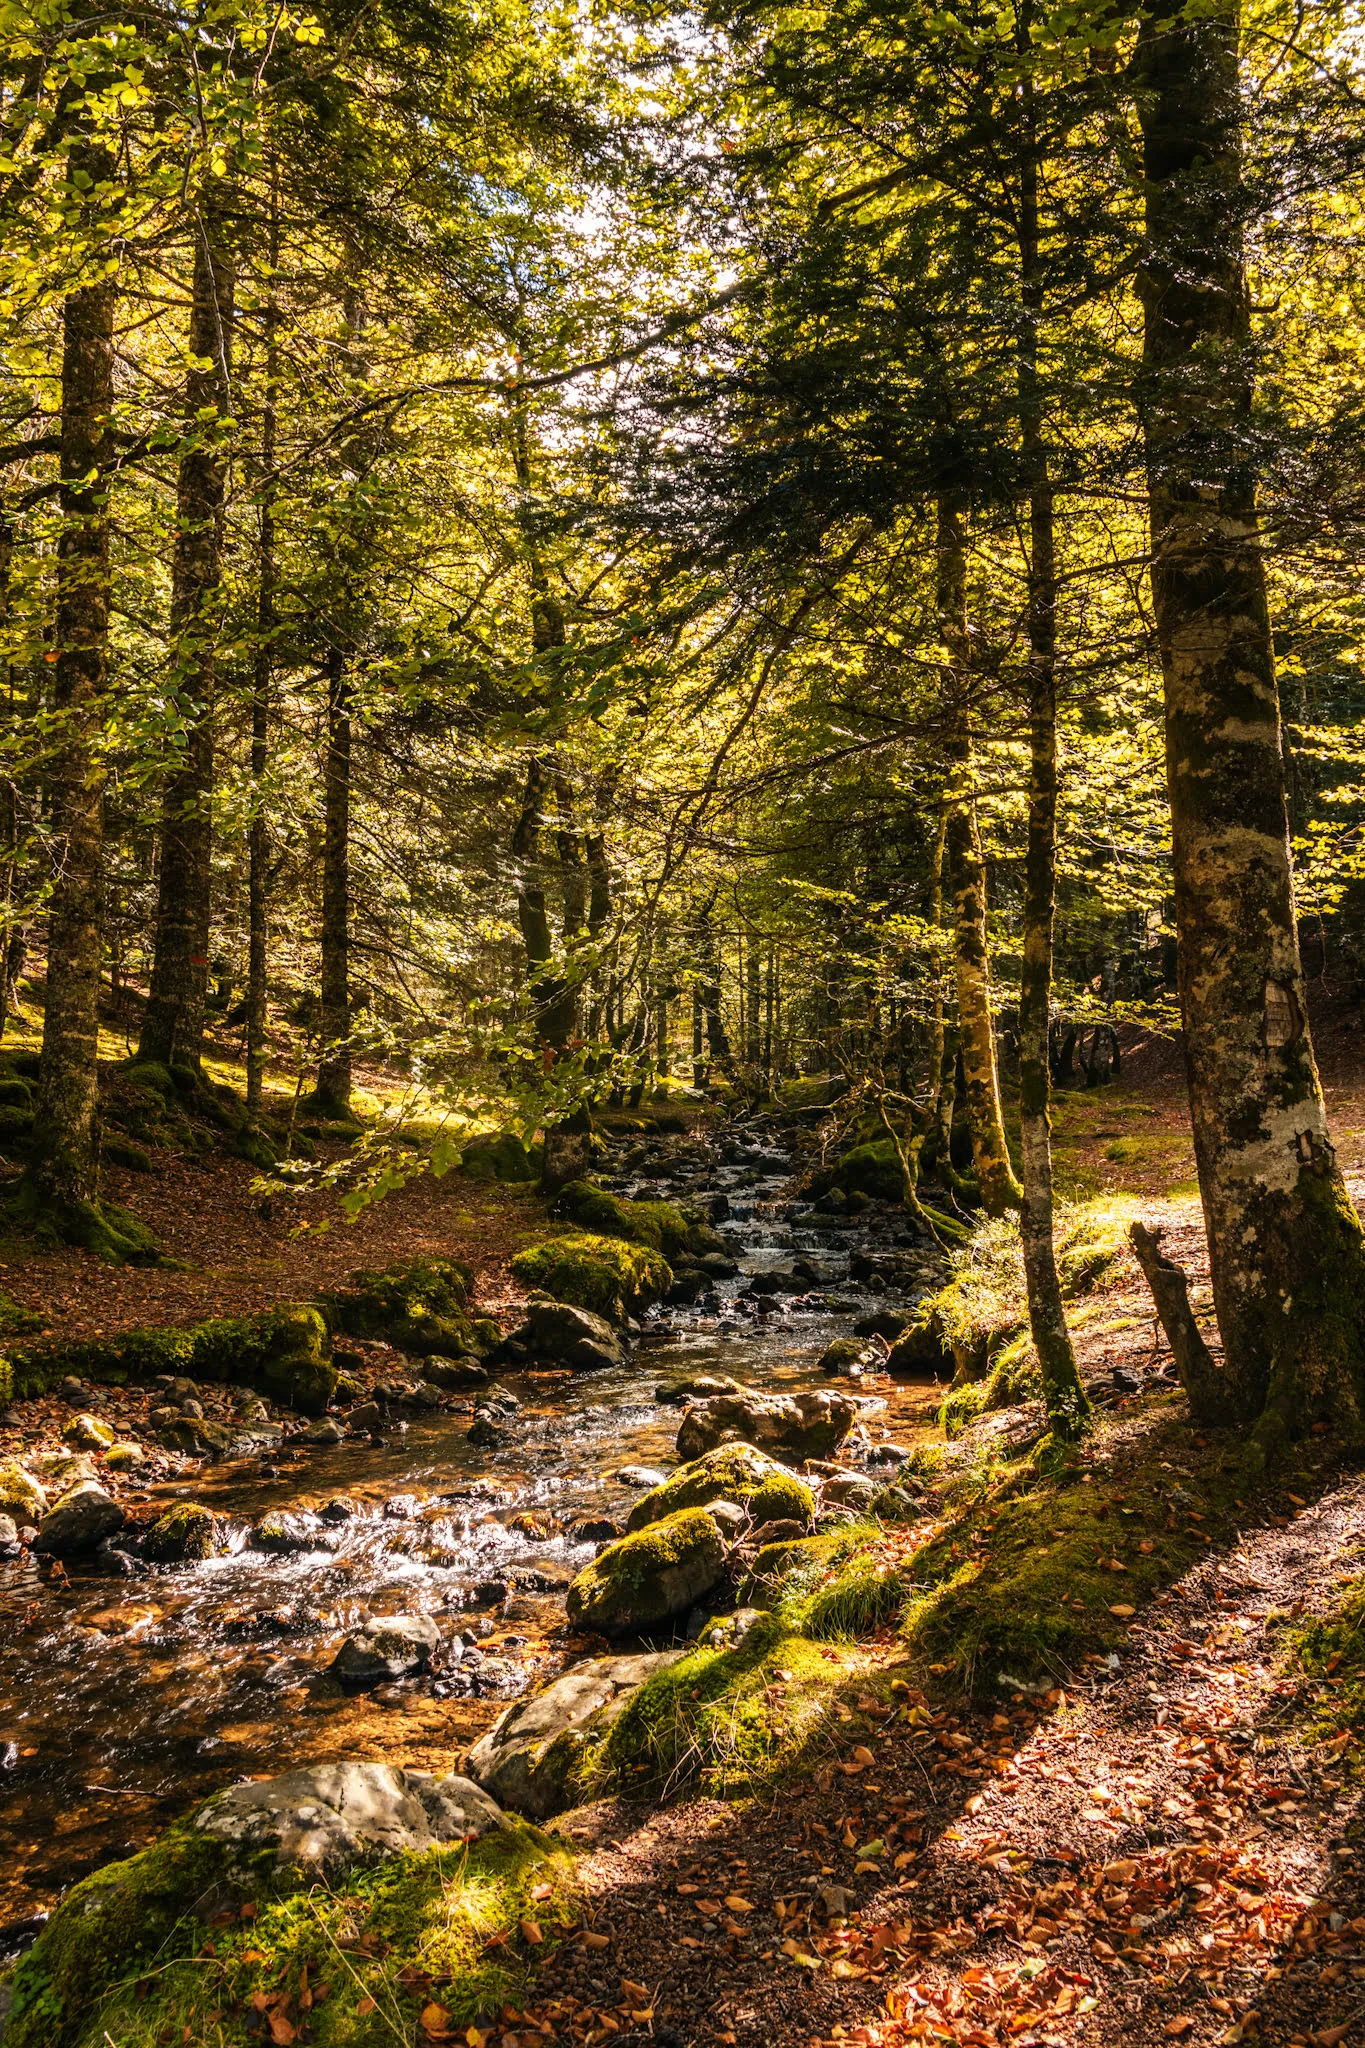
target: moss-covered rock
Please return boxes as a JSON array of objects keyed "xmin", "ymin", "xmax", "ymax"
[
  {"xmin": 143, "ymin": 1501, "xmax": 226, "ymax": 1563},
  {"xmin": 0, "ymin": 1457, "xmax": 45, "ymax": 1523},
  {"xmin": 459, "ymin": 1131, "xmax": 541, "ymax": 1181},
  {"xmin": 748, "ymin": 1469, "xmax": 815, "ymax": 1527},
  {"xmin": 832, "ymin": 1138, "xmax": 904, "ymax": 1202},
  {"xmin": 61, "ymin": 1412, "xmax": 115, "ymax": 1451},
  {"xmin": 103, "ymin": 1441, "xmax": 145, "ymax": 1472},
  {"xmin": 556, "ymin": 1178, "xmax": 724, "ymax": 1261},
  {"xmin": 511, "ymin": 1232, "xmax": 671, "ymax": 1324},
  {"xmin": 322, "ymin": 1256, "xmax": 478, "ymax": 1356},
  {"xmin": 625, "ymin": 1442, "xmax": 787, "ymax": 1532},
  {"xmin": 9, "ymin": 1304, "xmax": 339, "ymax": 1414},
  {"xmin": 465, "ymin": 1651, "xmax": 687, "ymax": 1818},
  {"xmin": 1, "ymin": 1767, "xmax": 574, "ymax": 2048},
  {"xmin": 566, "ymin": 1507, "xmax": 726, "ymax": 1635}
]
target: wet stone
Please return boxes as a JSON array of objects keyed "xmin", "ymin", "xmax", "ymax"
[
  {"xmin": 197, "ymin": 1760, "xmax": 505, "ymax": 1874},
  {"xmin": 34, "ymin": 1481, "xmax": 126, "ymax": 1557},
  {"xmin": 330, "ymin": 1613, "xmax": 444, "ymax": 1687}
]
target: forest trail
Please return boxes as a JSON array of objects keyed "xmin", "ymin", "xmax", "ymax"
[{"xmin": 519, "ymin": 1472, "xmax": 1365, "ymax": 2048}]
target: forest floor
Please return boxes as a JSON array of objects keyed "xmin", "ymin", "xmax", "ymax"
[{"xmin": 3, "ymin": 998, "xmax": 1365, "ymax": 2048}]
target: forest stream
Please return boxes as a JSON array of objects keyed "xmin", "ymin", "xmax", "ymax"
[{"xmin": 0, "ymin": 1117, "xmax": 947, "ymax": 1950}]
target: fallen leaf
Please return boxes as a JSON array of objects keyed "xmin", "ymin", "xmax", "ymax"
[
  {"xmin": 581, "ymin": 1930, "xmax": 611, "ymax": 1949},
  {"xmin": 1165, "ymin": 2019, "xmax": 1194, "ymax": 2037},
  {"xmin": 1110, "ymin": 1603, "xmax": 1136, "ymax": 1618},
  {"xmin": 530, "ymin": 1883, "xmax": 553, "ymax": 1900},
  {"xmin": 356, "ymin": 1996, "xmax": 377, "ymax": 2017},
  {"xmin": 421, "ymin": 2003, "xmax": 451, "ymax": 2032},
  {"xmin": 621, "ymin": 1980, "xmax": 649, "ymax": 2003},
  {"xmin": 519, "ymin": 1919, "xmax": 543, "ymax": 1944},
  {"xmin": 267, "ymin": 2018, "xmax": 297, "ymax": 2047},
  {"xmin": 725, "ymin": 1895, "xmax": 754, "ymax": 1912},
  {"xmin": 852, "ymin": 1745, "xmax": 876, "ymax": 1767}
]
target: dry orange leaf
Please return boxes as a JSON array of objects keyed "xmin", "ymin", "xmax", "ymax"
[
  {"xmin": 1109, "ymin": 1603, "xmax": 1136, "ymax": 1618},
  {"xmin": 420, "ymin": 2001, "xmax": 451, "ymax": 2030},
  {"xmin": 267, "ymin": 2017, "xmax": 297, "ymax": 2047},
  {"xmin": 621, "ymin": 1979, "xmax": 650, "ymax": 2003},
  {"xmin": 1165, "ymin": 2019, "xmax": 1194, "ymax": 2037},
  {"xmin": 519, "ymin": 1918, "xmax": 543, "ymax": 1944},
  {"xmin": 356, "ymin": 1997, "xmax": 377, "ymax": 2017},
  {"xmin": 725, "ymin": 1895, "xmax": 754, "ymax": 1912},
  {"xmin": 581, "ymin": 1929, "xmax": 611, "ymax": 1949}
]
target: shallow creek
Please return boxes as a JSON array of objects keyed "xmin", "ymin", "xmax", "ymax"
[{"xmin": 0, "ymin": 1123, "xmax": 947, "ymax": 1938}]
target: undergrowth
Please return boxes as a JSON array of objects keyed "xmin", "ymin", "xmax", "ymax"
[{"xmin": 1287, "ymin": 1566, "xmax": 1365, "ymax": 1743}]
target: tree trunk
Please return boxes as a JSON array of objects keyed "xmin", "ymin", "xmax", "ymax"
[
  {"xmin": 1015, "ymin": 56, "xmax": 1089, "ymax": 1440},
  {"xmin": 692, "ymin": 985, "xmax": 705, "ymax": 1086},
  {"xmin": 30, "ymin": 270, "xmax": 115, "ymax": 1210},
  {"xmin": 938, "ymin": 496, "xmax": 1024, "ymax": 1217},
  {"xmin": 246, "ymin": 182, "xmax": 278, "ymax": 1120},
  {"xmin": 141, "ymin": 194, "xmax": 235, "ymax": 1070},
  {"xmin": 746, "ymin": 940, "xmax": 761, "ymax": 1067},
  {"xmin": 1136, "ymin": 0, "xmax": 1365, "ymax": 1437},
  {"xmin": 314, "ymin": 643, "xmax": 352, "ymax": 1117}
]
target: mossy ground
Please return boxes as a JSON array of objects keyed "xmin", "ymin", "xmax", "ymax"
[
  {"xmin": 1287, "ymin": 1567, "xmax": 1365, "ymax": 1742},
  {"xmin": 9, "ymin": 1303, "xmax": 342, "ymax": 1413},
  {"xmin": 4, "ymin": 1821, "xmax": 575, "ymax": 2048},
  {"xmin": 322, "ymin": 1255, "xmax": 478, "ymax": 1356},
  {"xmin": 510, "ymin": 1230, "xmax": 671, "ymax": 1320}
]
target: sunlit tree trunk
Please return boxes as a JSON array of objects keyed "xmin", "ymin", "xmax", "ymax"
[
  {"xmin": 246, "ymin": 178, "xmax": 278, "ymax": 1120},
  {"xmin": 1136, "ymin": 0, "xmax": 1365, "ymax": 1436},
  {"xmin": 141, "ymin": 194, "xmax": 235, "ymax": 1070},
  {"xmin": 31, "ymin": 267, "xmax": 115, "ymax": 1208},
  {"xmin": 938, "ymin": 496, "xmax": 1023, "ymax": 1217},
  {"xmin": 1015, "ymin": 54, "xmax": 1089, "ymax": 1439}
]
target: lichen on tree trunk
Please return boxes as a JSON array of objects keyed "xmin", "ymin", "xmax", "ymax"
[
  {"xmin": 1137, "ymin": 0, "xmax": 1365, "ymax": 1438},
  {"xmin": 313, "ymin": 643, "xmax": 353, "ymax": 1118}
]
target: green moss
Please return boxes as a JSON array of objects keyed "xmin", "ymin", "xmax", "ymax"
[
  {"xmin": 322, "ymin": 1257, "xmax": 478, "ymax": 1356},
  {"xmin": 625, "ymin": 1442, "xmax": 784, "ymax": 1532},
  {"xmin": 744, "ymin": 1527, "xmax": 868, "ymax": 1612},
  {"xmin": 585, "ymin": 1622, "xmax": 866, "ymax": 1802},
  {"xmin": 459, "ymin": 1131, "xmax": 540, "ymax": 1182},
  {"xmin": 1287, "ymin": 1571, "xmax": 1365, "ymax": 1740},
  {"xmin": 748, "ymin": 1470, "xmax": 814, "ymax": 1526},
  {"xmin": 831, "ymin": 1138, "xmax": 904, "ymax": 1202},
  {"xmin": 939, "ymin": 1330, "xmax": 1039, "ymax": 1438},
  {"xmin": 0, "ymin": 1457, "xmax": 45, "ymax": 1522},
  {"xmin": 100, "ymin": 1134, "xmax": 154, "ymax": 1172},
  {"xmin": 565, "ymin": 1506, "xmax": 724, "ymax": 1633},
  {"xmin": 143, "ymin": 1501, "xmax": 223, "ymax": 1563},
  {"xmin": 510, "ymin": 1231, "xmax": 671, "ymax": 1322},
  {"xmin": 11, "ymin": 1304, "xmax": 338, "ymax": 1415},
  {"xmin": 6, "ymin": 1182, "xmax": 162, "ymax": 1266},
  {"xmin": 4, "ymin": 1812, "xmax": 573, "ymax": 2048},
  {"xmin": 0, "ymin": 1291, "xmax": 41, "ymax": 1342},
  {"xmin": 804, "ymin": 1554, "xmax": 910, "ymax": 1640}
]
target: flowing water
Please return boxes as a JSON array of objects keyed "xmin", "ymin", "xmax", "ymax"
[{"xmin": 0, "ymin": 1118, "xmax": 948, "ymax": 1946}]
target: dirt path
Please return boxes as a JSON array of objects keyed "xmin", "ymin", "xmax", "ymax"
[{"xmin": 518, "ymin": 1480, "xmax": 1365, "ymax": 2048}]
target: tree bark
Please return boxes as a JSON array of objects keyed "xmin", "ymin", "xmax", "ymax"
[
  {"xmin": 313, "ymin": 643, "xmax": 352, "ymax": 1117},
  {"xmin": 30, "ymin": 269, "xmax": 115, "ymax": 1207},
  {"xmin": 246, "ymin": 179, "xmax": 278, "ymax": 1120},
  {"xmin": 938, "ymin": 496, "xmax": 1024, "ymax": 1217},
  {"xmin": 1015, "ymin": 54, "xmax": 1089, "ymax": 1440},
  {"xmin": 1136, "ymin": 0, "xmax": 1365, "ymax": 1436},
  {"xmin": 141, "ymin": 193, "xmax": 235, "ymax": 1070}
]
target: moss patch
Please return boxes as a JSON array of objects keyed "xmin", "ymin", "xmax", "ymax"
[
  {"xmin": 3, "ymin": 1813, "xmax": 574, "ymax": 2048},
  {"xmin": 510, "ymin": 1231, "xmax": 670, "ymax": 1322},
  {"xmin": 459, "ymin": 1131, "xmax": 541, "ymax": 1182},
  {"xmin": 143, "ymin": 1501, "xmax": 224, "ymax": 1563},
  {"xmin": 1287, "ymin": 1571, "xmax": 1365, "ymax": 1741},
  {"xmin": 583, "ymin": 1618, "xmax": 871, "ymax": 1802},
  {"xmin": 11, "ymin": 1305, "xmax": 340, "ymax": 1415},
  {"xmin": 625, "ymin": 1442, "xmax": 784, "ymax": 1532},
  {"xmin": 566, "ymin": 1506, "xmax": 725, "ymax": 1634},
  {"xmin": 748, "ymin": 1470, "xmax": 814, "ymax": 1526},
  {"xmin": 322, "ymin": 1256, "xmax": 478, "ymax": 1357}
]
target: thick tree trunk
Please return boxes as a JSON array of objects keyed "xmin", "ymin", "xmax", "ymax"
[
  {"xmin": 141, "ymin": 196, "xmax": 235, "ymax": 1070},
  {"xmin": 314, "ymin": 644, "xmax": 352, "ymax": 1117},
  {"xmin": 1015, "ymin": 68, "xmax": 1089, "ymax": 1440},
  {"xmin": 1137, "ymin": 0, "xmax": 1365, "ymax": 1436},
  {"xmin": 938, "ymin": 496, "xmax": 1023, "ymax": 1217},
  {"xmin": 30, "ymin": 272, "xmax": 115, "ymax": 1208}
]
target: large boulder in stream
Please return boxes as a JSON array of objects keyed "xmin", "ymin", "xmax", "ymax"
[
  {"xmin": 566, "ymin": 1507, "xmax": 726, "ymax": 1636},
  {"xmin": 0, "ymin": 1458, "xmax": 45, "ymax": 1525},
  {"xmin": 510, "ymin": 1233, "xmax": 670, "ymax": 1324},
  {"xmin": 465, "ymin": 1650, "xmax": 687, "ymax": 1818},
  {"xmin": 676, "ymin": 1387, "xmax": 876, "ymax": 1463},
  {"xmin": 519, "ymin": 1299, "xmax": 626, "ymax": 1371},
  {"xmin": 143, "ymin": 1501, "xmax": 228, "ymax": 1563},
  {"xmin": 33, "ymin": 1480, "xmax": 126, "ymax": 1556},
  {"xmin": 198, "ymin": 1760, "xmax": 506, "ymax": 1873},
  {"xmin": 625, "ymin": 1441, "xmax": 789, "ymax": 1531}
]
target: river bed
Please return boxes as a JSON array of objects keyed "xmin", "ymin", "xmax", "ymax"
[{"xmin": 0, "ymin": 1116, "xmax": 949, "ymax": 1942}]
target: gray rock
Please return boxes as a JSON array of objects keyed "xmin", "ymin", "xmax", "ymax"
[
  {"xmin": 251, "ymin": 1510, "xmax": 331, "ymax": 1553},
  {"xmin": 197, "ymin": 1761, "xmax": 505, "ymax": 1875},
  {"xmin": 34, "ymin": 1481, "xmax": 126, "ymax": 1556},
  {"xmin": 0, "ymin": 1514, "xmax": 19, "ymax": 1552},
  {"xmin": 614, "ymin": 1465, "xmax": 667, "ymax": 1489},
  {"xmin": 466, "ymin": 1412, "xmax": 511, "ymax": 1450},
  {"xmin": 853, "ymin": 1310, "xmax": 912, "ymax": 1341},
  {"xmin": 236, "ymin": 1396, "xmax": 272, "ymax": 1424},
  {"xmin": 821, "ymin": 1472, "xmax": 879, "ymax": 1513},
  {"xmin": 677, "ymin": 1389, "xmax": 875, "ymax": 1462},
  {"xmin": 708, "ymin": 1500, "xmax": 748, "ymax": 1537},
  {"xmin": 522, "ymin": 1300, "xmax": 627, "ymax": 1371},
  {"xmin": 346, "ymin": 1401, "xmax": 384, "ymax": 1434},
  {"xmin": 654, "ymin": 1374, "xmax": 743, "ymax": 1406},
  {"xmin": 397, "ymin": 1382, "xmax": 444, "ymax": 1410},
  {"xmin": 299, "ymin": 1417, "xmax": 345, "ymax": 1446},
  {"xmin": 330, "ymin": 1613, "xmax": 442, "ymax": 1686},
  {"xmin": 421, "ymin": 1355, "xmax": 489, "ymax": 1391},
  {"xmin": 817, "ymin": 1337, "xmax": 879, "ymax": 1378},
  {"xmin": 866, "ymin": 1440, "xmax": 911, "ymax": 1468},
  {"xmin": 465, "ymin": 1650, "xmax": 687, "ymax": 1817}
]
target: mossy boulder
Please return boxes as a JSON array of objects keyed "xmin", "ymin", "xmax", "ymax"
[
  {"xmin": 510, "ymin": 1232, "xmax": 670, "ymax": 1324},
  {"xmin": 103, "ymin": 1441, "xmax": 146, "ymax": 1472},
  {"xmin": 748, "ymin": 1470, "xmax": 815, "ymax": 1527},
  {"xmin": 625, "ymin": 1442, "xmax": 788, "ymax": 1532},
  {"xmin": 143, "ymin": 1502, "xmax": 227, "ymax": 1563},
  {"xmin": 158, "ymin": 1415, "xmax": 236, "ymax": 1455},
  {"xmin": 61, "ymin": 1412, "xmax": 115, "ymax": 1451},
  {"xmin": 556, "ymin": 1178, "xmax": 724, "ymax": 1261},
  {"xmin": 323, "ymin": 1257, "xmax": 479, "ymax": 1357},
  {"xmin": 885, "ymin": 1310, "xmax": 954, "ymax": 1378},
  {"xmin": 9, "ymin": 1304, "xmax": 340, "ymax": 1415},
  {"xmin": 818, "ymin": 1336, "xmax": 880, "ymax": 1378},
  {"xmin": 676, "ymin": 1387, "xmax": 866, "ymax": 1462},
  {"xmin": 459, "ymin": 1132, "xmax": 541, "ymax": 1182},
  {"xmin": 0, "ymin": 1457, "xmax": 45, "ymax": 1523},
  {"xmin": 831, "ymin": 1139, "xmax": 903, "ymax": 1202},
  {"xmin": 464, "ymin": 1650, "xmax": 687, "ymax": 1819},
  {"xmin": 566, "ymin": 1507, "xmax": 727, "ymax": 1635},
  {"xmin": 0, "ymin": 1764, "xmax": 571, "ymax": 2048}
]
